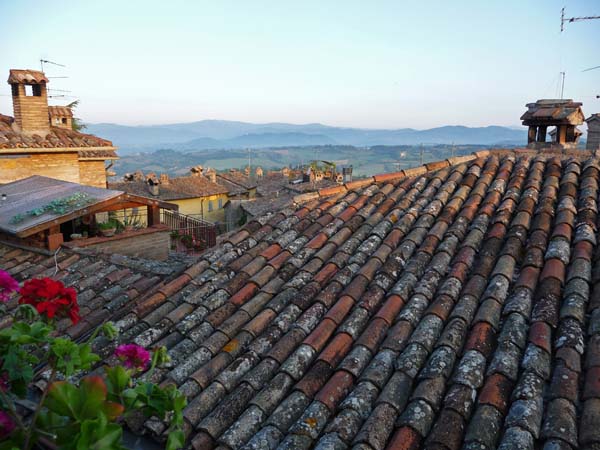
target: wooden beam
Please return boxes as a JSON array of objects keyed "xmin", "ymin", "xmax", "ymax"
[{"xmin": 148, "ymin": 205, "xmax": 160, "ymax": 226}]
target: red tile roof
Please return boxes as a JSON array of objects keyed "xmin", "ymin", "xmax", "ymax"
[
  {"xmin": 0, "ymin": 114, "xmax": 115, "ymax": 150},
  {"xmin": 7, "ymin": 69, "xmax": 48, "ymax": 84},
  {"xmin": 48, "ymin": 105, "xmax": 73, "ymax": 117},
  {"xmin": 109, "ymin": 175, "xmax": 229, "ymax": 200},
  {"xmin": 3, "ymin": 148, "xmax": 600, "ymax": 449}
]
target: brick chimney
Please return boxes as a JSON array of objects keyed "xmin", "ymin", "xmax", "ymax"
[
  {"xmin": 160, "ymin": 173, "xmax": 170, "ymax": 185},
  {"xmin": 8, "ymin": 69, "xmax": 50, "ymax": 132},
  {"xmin": 48, "ymin": 106, "xmax": 73, "ymax": 130}
]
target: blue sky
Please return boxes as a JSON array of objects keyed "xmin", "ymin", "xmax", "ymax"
[{"xmin": 0, "ymin": 0, "xmax": 598, "ymax": 128}]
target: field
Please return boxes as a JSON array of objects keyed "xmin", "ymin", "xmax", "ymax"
[{"xmin": 111, "ymin": 144, "xmax": 498, "ymax": 179}]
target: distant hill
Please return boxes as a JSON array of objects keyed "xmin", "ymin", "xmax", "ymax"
[{"xmin": 86, "ymin": 120, "xmax": 527, "ymax": 153}]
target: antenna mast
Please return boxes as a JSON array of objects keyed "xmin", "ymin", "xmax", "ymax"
[
  {"xmin": 40, "ymin": 59, "xmax": 66, "ymax": 72},
  {"xmin": 561, "ymin": 7, "xmax": 600, "ymax": 32}
]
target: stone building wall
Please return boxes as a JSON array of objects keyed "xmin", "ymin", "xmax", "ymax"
[
  {"xmin": 73, "ymin": 227, "xmax": 171, "ymax": 261},
  {"xmin": 79, "ymin": 160, "xmax": 107, "ymax": 188},
  {"xmin": 0, "ymin": 152, "xmax": 80, "ymax": 184},
  {"xmin": 587, "ymin": 121, "xmax": 600, "ymax": 151}
]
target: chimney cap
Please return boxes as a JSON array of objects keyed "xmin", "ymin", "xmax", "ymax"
[
  {"xmin": 8, "ymin": 69, "xmax": 48, "ymax": 85},
  {"xmin": 48, "ymin": 106, "xmax": 73, "ymax": 117}
]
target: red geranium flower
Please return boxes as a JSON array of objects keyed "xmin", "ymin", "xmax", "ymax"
[{"xmin": 19, "ymin": 278, "xmax": 80, "ymax": 325}]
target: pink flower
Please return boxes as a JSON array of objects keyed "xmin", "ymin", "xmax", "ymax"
[
  {"xmin": 0, "ymin": 270, "xmax": 18, "ymax": 303},
  {"xmin": 0, "ymin": 411, "xmax": 15, "ymax": 438},
  {"xmin": 114, "ymin": 344, "xmax": 150, "ymax": 370}
]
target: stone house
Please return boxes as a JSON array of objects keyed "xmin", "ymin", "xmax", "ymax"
[
  {"xmin": 0, "ymin": 69, "xmax": 117, "ymax": 188},
  {"xmin": 587, "ymin": 114, "xmax": 600, "ymax": 151}
]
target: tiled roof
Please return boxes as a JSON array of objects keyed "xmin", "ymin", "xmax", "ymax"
[
  {"xmin": 7, "ymin": 69, "xmax": 48, "ymax": 84},
  {"xmin": 48, "ymin": 105, "xmax": 73, "ymax": 117},
  {"xmin": 217, "ymin": 172, "xmax": 258, "ymax": 195},
  {"xmin": 109, "ymin": 175, "xmax": 229, "ymax": 201},
  {"xmin": 78, "ymin": 149, "xmax": 119, "ymax": 159},
  {"xmin": 0, "ymin": 114, "xmax": 115, "ymax": 149},
  {"xmin": 521, "ymin": 99, "xmax": 585, "ymax": 125},
  {"xmin": 3, "ymin": 149, "xmax": 600, "ymax": 449}
]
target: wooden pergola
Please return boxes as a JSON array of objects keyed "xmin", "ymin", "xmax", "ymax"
[{"xmin": 0, "ymin": 176, "xmax": 177, "ymax": 250}]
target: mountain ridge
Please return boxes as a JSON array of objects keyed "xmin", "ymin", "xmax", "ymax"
[{"xmin": 85, "ymin": 120, "xmax": 527, "ymax": 153}]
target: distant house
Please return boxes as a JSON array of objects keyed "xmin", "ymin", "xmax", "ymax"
[
  {"xmin": 216, "ymin": 169, "xmax": 257, "ymax": 200},
  {"xmin": 0, "ymin": 69, "xmax": 118, "ymax": 188},
  {"xmin": 587, "ymin": 114, "xmax": 600, "ymax": 151},
  {"xmin": 109, "ymin": 170, "xmax": 229, "ymax": 224}
]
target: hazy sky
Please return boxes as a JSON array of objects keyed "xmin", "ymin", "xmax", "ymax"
[{"xmin": 1, "ymin": 0, "xmax": 599, "ymax": 128}]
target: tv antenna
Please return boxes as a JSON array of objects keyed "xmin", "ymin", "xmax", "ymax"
[
  {"xmin": 561, "ymin": 7, "xmax": 600, "ymax": 32},
  {"xmin": 40, "ymin": 59, "xmax": 66, "ymax": 72},
  {"xmin": 583, "ymin": 65, "xmax": 600, "ymax": 73}
]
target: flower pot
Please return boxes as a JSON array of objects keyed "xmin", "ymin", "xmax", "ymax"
[{"xmin": 100, "ymin": 228, "xmax": 116, "ymax": 237}]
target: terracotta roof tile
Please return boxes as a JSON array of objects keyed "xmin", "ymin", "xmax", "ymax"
[
  {"xmin": 0, "ymin": 113, "xmax": 114, "ymax": 150},
  {"xmin": 10, "ymin": 149, "xmax": 600, "ymax": 448}
]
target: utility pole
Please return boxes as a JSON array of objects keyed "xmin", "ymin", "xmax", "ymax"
[
  {"xmin": 561, "ymin": 7, "xmax": 600, "ymax": 32},
  {"xmin": 247, "ymin": 148, "xmax": 252, "ymax": 179}
]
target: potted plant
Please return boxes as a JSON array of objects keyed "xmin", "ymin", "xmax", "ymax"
[
  {"xmin": 97, "ymin": 220, "xmax": 117, "ymax": 237},
  {"xmin": 124, "ymin": 216, "xmax": 141, "ymax": 232},
  {"xmin": 180, "ymin": 234, "xmax": 193, "ymax": 249}
]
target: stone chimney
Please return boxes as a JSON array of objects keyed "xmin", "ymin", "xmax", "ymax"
[
  {"xmin": 206, "ymin": 168, "xmax": 217, "ymax": 183},
  {"xmin": 190, "ymin": 165, "xmax": 204, "ymax": 176},
  {"xmin": 48, "ymin": 106, "xmax": 73, "ymax": 130},
  {"xmin": 160, "ymin": 173, "xmax": 170, "ymax": 185},
  {"xmin": 146, "ymin": 173, "xmax": 160, "ymax": 196},
  {"xmin": 8, "ymin": 69, "xmax": 50, "ymax": 132}
]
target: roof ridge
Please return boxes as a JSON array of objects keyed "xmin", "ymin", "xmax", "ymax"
[{"xmin": 292, "ymin": 149, "xmax": 496, "ymax": 204}]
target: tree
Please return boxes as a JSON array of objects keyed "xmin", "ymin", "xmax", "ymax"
[{"xmin": 66, "ymin": 100, "xmax": 87, "ymax": 132}]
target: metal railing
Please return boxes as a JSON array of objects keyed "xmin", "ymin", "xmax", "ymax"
[{"xmin": 161, "ymin": 210, "xmax": 217, "ymax": 252}]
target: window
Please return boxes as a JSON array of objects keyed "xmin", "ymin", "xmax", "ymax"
[
  {"xmin": 24, "ymin": 85, "xmax": 42, "ymax": 97},
  {"xmin": 208, "ymin": 200, "xmax": 213, "ymax": 212},
  {"xmin": 218, "ymin": 198, "xmax": 223, "ymax": 209},
  {"xmin": 62, "ymin": 118, "xmax": 67, "ymax": 124}
]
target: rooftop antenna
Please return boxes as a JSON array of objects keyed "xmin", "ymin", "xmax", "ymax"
[
  {"xmin": 583, "ymin": 65, "xmax": 600, "ymax": 73},
  {"xmin": 561, "ymin": 7, "xmax": 600, "ymax": 32},
  {"xmin": 560, "ymin": 71, "xmax": 566, "ymax": 99},
  {"xmin": 40, "ymin": 59, "xmax": 66, "ymax": 72}
]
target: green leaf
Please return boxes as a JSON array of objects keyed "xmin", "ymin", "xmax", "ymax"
[
  {"xmin": 45, "ymin": 381, "xmax": 78, "ymax": 418},
  {"xmin": 76, "ymin": 414, "xmax": 125, "ymax": 450},
  {"xmin": 77, "ymin": 376, "xmax": 109, "ymax": 420},
  {"xmin": 50, "ymin": 339, "xmax": 100, "ymax": 377},
  {"xmin": 105, "ymin": 365, "xmax": 131, "ymax": 398},
  {"xmin": 165, "ymin": 429, "xmax": 185, "ymax": 450}
]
